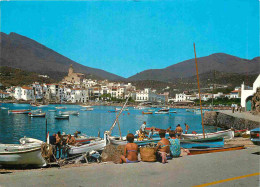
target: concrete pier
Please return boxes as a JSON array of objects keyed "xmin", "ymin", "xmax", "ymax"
[
  {"xmin": 204, "ymin": 110, "xmax": 260, "ymax": 130},
  {"xmin": 0, "ymin": 146, "xmax": 259, "ymax": 187}
]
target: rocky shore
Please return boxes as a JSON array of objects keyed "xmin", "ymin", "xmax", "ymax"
[{"xmin": 204, "ymin": 110, "xmax": 260, "ymax": 130}]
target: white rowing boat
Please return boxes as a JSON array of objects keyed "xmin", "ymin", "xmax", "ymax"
[
  {"xmin": 68, "ymin": 134, "xmax": 108, "ymax": 155},
  {"xmin": 59, "ymin": 111, "xmax": 79, "ymax": 115},
  {"xmin": 182, "ymin": 129, "xmax": 234, "ymax": 139},
  {"xmin": 0, "ymin": 142, "xmax": 46, "ymax": 167}
]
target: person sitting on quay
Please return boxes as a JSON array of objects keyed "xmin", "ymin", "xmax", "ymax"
[
  {"xmin": 55, "ymin": 131, "xmax": 63, "ymax": 158},
  {"xmin": 184, "ymin": 123, "xmax": 190, "ymax": 134},
  {"xmin": 169, "ymin": 131, "xmax": 181, "ymax": 158},
  {"xmin": 120, "ymin": 133, "xmax": 138, "ymax": 164},
  {"xmin": 66, "ymin": 134, "xmax": 76, "ymax": 145},
  {"xmin": 155, "ymin": 130, "xmax": 170, "ymax": 164},
  {"xmin": 175, "ymin": 124, "xmax": 183, "ymax": 139}
]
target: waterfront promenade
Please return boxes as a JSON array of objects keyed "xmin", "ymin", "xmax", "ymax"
[{"xmin": 1, "ymin": 146, "xmax": 259, "ymax": 187}]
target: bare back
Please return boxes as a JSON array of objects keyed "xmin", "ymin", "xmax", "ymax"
[{"xmin": 125, "ymin": 143, "xmax": 138, "ymax": 161}]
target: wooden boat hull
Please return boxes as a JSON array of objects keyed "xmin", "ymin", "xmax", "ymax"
[
  {"xmin": 188, "ymin": 145, "xmax": 245, "ymax": 155},
  {"xmin": 0, "ymin": 145, "xmax": 47, "ymax": 167},
  {"xmin": 28, "ymin": 113, "xmax": 46, "ymax": 117},
  {"xmin": 55, "ymin": 115, "xmax": 69, "ymax": 119},
  {"xmin": 68, "ymin": 140, "xmax": 106, "ymax": 155},
  {"xmin": 142, "ymin": 112, "xmax": 153, "ymax": 114},
  {"xmin": 182, "ymin": 129, "xmax": 234, "ymax": 140},
  {"xmin": 110, "ymin": 136, "xmax": 224, "ymax": 149},
  {"xmin": 180, "ymin": 137, "xmax": 224, "ymax": 149},
  {"xmin": 8, "ymin": 109, "xmax": 31, "ymax": 114}
]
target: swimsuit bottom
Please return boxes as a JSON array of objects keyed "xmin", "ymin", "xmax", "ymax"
[{"xmin": 126, "ymin": 158, "xmax": 138, "ymax": 163}]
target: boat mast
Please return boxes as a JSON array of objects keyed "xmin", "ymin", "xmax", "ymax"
[
  {"xmin": 108, "ymin": 94, "xmax": 130, "ymax": 135},
  {"xmin": 193, "ymin": 43, "xmax": 205, "ymax": 138}
]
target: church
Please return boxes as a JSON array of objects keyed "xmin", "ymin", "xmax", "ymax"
[{"xmin": 63, "ymin": 64, "xmax": 85, "ymax": 84}]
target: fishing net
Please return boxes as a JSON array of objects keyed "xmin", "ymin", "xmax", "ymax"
[{"xmin": 101, "ymin": 144, "xmax": 125, "ymax": 164}]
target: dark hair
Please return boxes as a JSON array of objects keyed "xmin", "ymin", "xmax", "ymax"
[
  {"xmin": 57, "ymin": 131, "xmax": 61, "ymax": 135},
  {"xmin": 127, "ymin": 133, "xmax": 135, "ymax": 143},
  {"xmin": 159, "ymin": 130, "xmax": 166, "ymax": 138},
  {"xmin": 169, "ymin": 131, "xmax": 176, "ymax": 138}
]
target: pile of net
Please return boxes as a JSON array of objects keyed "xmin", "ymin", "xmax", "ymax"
[{"xmin": 101, "ymin": 144, "xmax": 125, "ymax": 164}]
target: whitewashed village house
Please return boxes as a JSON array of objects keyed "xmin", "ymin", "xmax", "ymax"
[{"xmin": 241, "ymin": 74, "xmax": 260, "ymax": 111}]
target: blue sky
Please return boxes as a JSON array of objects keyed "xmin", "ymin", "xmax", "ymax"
[{"xmin": 1, "ymin": 0, "xmax": 259, "ymax": 78}]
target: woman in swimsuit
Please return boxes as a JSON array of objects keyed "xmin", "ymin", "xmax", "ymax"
[
  {"xmin": 155, "ymin": 130, "xmax": 170, "ymax": 164},
  {"xmin": 120, "ymin": 133, "xmax": 138, "ymax": 164}
]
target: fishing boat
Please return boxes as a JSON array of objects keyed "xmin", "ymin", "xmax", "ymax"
[
  {"xmin": 169, "ymin": 111, "xmax": 177, "ymax": 113},
  {"xmin": 0, "ymin": 143, "xmax": 47, "ymax": 167},
  {"xmin": 68, "ymin": 138, "xmax": 107, "ymax": 155},
  {"xmin": 59, "ymin": 111, "xmax": 79, "ymax": 115},
  {"xmin": 55, "ymin": 114, "xmax": 69, "ymax": 119},
  {"xmin": 19, "ymin": 137, "xmax": 44, "ymax": 145},
  {"xmin": 1, "ymin": 107, "xmax": 9, "ymax": 110},
  {"xmin": 85, "ymin": 107, "xmax": 94, "ymax": 111},
  {"xmin": 81, "ymin": 105, "xmax": 92, "ymax": 108},
  {"xmin": 154, "ymin": 111, "xmax": 169, "ymax": 114},
  {"xmin": 28, "ymin": 112, "xmax": 46, "ymax": 117},
  {"xmin": 180, "ymin": 137, "xmax": 224, "ymax": 149},
  {"xmin": 182, "ymin": 129, "xmax": 234, "ymax": 139},
  {"xmin": 48, "ymin": 109, "xmax": 57, "ymax": 112},
  {"xmin": 116, "ymin": 107, "xmax": 129, "ymax": 111},
  {"xmin": 8, "ymin": 109, "xmax": 31, "ymax": 114},
  {"xmin": 188, "ymin": 145, "xmax": 245, "ymax": 155},
  {"xmin": 158, "ymin": 107, "xmax": 169, "ymax": 112},
  {"xmin": 55, "ymin": 106, "xmax": 66, "ymax": 109},
  {"xmin": 142, "ymin": 111, "xmax": 153, "ymax": 115}
]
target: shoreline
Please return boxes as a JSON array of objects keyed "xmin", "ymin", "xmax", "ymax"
[
  {"xmin": 1, "ymin": 100, "xmax": 231, "ymax": 110},
  {"xmin": 0, "ymin": 137, "xmax": 256, "ymax": 173}
]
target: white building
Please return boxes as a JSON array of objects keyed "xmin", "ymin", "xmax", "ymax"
[
  {"xmin": 14, "ymin": 86, "xmax": 35, "ymax": 101},
  {"xmin": 241, "ymin": 74, "xmax": 260, "ymax": 111},
  {"xmin": 0, "ymin": 90, "xmax": 9, "ymax": 99}
]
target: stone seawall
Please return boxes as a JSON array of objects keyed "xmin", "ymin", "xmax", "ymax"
[{"xmin": 204, "ymin": 111, "xmax": 260, "ymax": 130}]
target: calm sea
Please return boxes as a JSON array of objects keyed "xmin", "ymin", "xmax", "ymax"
[{"xmin": 0, "ymin": 103, "xmax": 220, "ymax": 144}]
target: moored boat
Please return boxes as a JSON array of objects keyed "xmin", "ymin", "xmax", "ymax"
[
  {"xmin": 182, "ymin": 129, "xmax": 234, "ymax": 139},
  {"xmin": 55, "ymin": 114, "xmax": 69, "ymax": 119},
  {"xmin": 68, "ymin": 139, "xmax": 107, "ymax": 155},
  {"xmin": 154, "ymin": 111, "xmax": 169, "ymax": 114},
  {"xmin": 59, "ymin": 111, "xmax": 79, "ymax": 115},
  {"xmin": 55, "ymin": 106, "xmax": 66, "ymax": 109},
  {"xmin": 188, "ymin": 145, "xmax": 245, "ymax": 155},
  {"xmin": 8, "ymin": 109, "xmax": 31, "ymax": 114},
  {"xmin": 180, "ymin": 137, "xmax": 224, "ymax": 149},
  {"xmin": 142, "ymin": 111, "xmax": 153, "ymax": 115},
  {"xmin": 28, "ymin": 112, "xmax": 46, "ymax": 117},
  {"xmin": 0, "ymin": 143, "xmax": 47, "ymax": 167}
]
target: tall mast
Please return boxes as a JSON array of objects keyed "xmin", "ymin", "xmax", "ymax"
[{"xmin": 193, "ymin": 43, "xmax": 205, "ymax": 139}]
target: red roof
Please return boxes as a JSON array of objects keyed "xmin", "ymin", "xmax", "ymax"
[
  {"xmin": 231, "ymin": 90, "xmax": 240, "ymax": 93},
  {"xmin": 0, "ymin": 91, "xmax": 8, "ymax": 94},
  {"xmin": 22, "ymin": 86, "xmax": 33, "ymax": 90}
]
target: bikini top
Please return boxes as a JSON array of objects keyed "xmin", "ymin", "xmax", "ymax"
[
  {"xmin": 158, "ymin": 141, "xmax": 169, "ymax": 148},
  {"xmin": 127, "ymin": 149, "xmax": 137, "ymax": 153}
]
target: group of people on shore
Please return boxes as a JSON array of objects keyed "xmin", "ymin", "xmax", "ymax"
[
  {"xmin": 139, "ymin": 121, "xmax": 189, "ymax": 140},
  {"xmin": 120, "ymin": 122, "xmax": 190, "ymax": 164},
  {"xmin": 120, "ymin": 130, "xmax": 182, "ymax": 164},
  {"xmin": 49, "ymin": 131, "xmax": 79, "ymax": 158}
]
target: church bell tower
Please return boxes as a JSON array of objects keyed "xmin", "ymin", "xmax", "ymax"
[{"xmin": 68, "ymin": 64, "xmax": 74, "ymax": 76}]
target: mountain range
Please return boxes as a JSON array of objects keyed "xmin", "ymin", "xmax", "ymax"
[
  {"xmin": 0, "ymin": 32, "xmax": 123, "ymax": 81},
  {"xmin": 0, "ymin": 32, "xmax": 259, "ymax": 82}
]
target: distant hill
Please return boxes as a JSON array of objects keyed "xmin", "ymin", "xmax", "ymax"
[
  {"xmin": 0, "ymin": 32, "xmax": 124, "ymax": 81},
  {"xmin": 128, "ymin": 53, "xmax": 260, "ymax": 81},
  {"xmin": 0, "ymin": 66, "xmax": 55, "ymax": 88}
]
